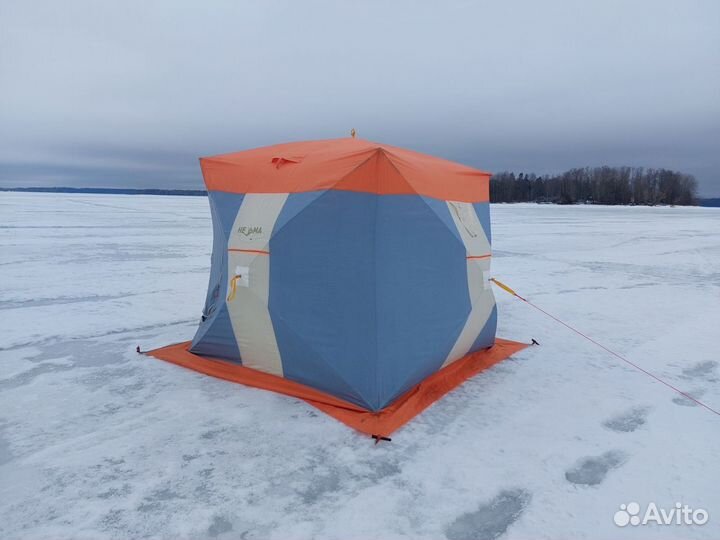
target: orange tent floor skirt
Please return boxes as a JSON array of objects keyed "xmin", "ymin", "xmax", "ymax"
[{"xmin": 146, "ymin": 339, "xmax": 529, "ymax": 437}]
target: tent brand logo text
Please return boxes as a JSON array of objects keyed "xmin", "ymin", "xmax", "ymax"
[
  {"xmin": 614, "ymin": 502, "xmax": 709, "ymax": 527},
  {"xmin": 237, "ymin": 226, "xmax": 263, "ymax": 238}
]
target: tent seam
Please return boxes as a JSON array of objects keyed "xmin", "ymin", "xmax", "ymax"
[{"xmin": 372, "ymin": 159, "xmax": 380, "ymax": 411}]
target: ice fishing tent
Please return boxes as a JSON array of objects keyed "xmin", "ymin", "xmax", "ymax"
[{"xmin": 149, "ymin": 138, "xmax": 526, "ymax": 436}]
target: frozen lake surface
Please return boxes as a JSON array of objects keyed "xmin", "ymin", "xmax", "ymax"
[{"xmin": 1, "ymin": 193, "xmax": 719, "ymax": 539}]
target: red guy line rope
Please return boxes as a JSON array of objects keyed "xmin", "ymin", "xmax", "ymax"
[{"xmin": 489, "ymin": 278, "xmax": 720, "ymax": 418}]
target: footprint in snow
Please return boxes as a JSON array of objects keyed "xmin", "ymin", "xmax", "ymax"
[
  {"xmin": 565, "ymin": 450, "xmax": 627, "ymax": 486},
  {"xmin": 207, "ymin": 515, "xmax": 233, "ymax": 538},
  {"xmin": 445, "ymin": 488, "xmax": 531, "ymax": 540},
  {"xmin": 603, "ymin": 407, "xmax": 650, "ymax": 433},
  {"xmin": 672, "ymin": 388, "xmax": 706, "ymax": 407},
  {"xmin": 681, "ymin": 361, "xmax": 718, "ymax": 382}
]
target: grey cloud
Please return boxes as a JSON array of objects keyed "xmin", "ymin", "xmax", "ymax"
[{"xmin": 1, "ymin": 0, "xmax": 718, "ymax": 194}]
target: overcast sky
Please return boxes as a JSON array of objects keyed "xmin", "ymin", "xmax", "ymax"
[{"xmin": 1, "ymin": 0, "xmax": 719, "ymax": 195}]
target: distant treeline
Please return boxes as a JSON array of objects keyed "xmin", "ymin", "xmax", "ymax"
[
  {"xmin": 0, "ymin": 186, "xmax": 208, "ymax": 196},
  {"xmin": 491, "ymin": 167, "xmax": 698, "ymax": 206},
  {"xmin": 2, "ymin": 176, "xmax": 711, "ymax": 206}
]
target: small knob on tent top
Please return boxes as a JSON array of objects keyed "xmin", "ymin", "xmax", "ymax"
[{"xmin": 350, "ymin": 128, "xmax": 356, "ymax": 138}]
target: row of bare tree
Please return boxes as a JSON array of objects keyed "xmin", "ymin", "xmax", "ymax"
[{"xmin": 490, "ymin": 167, "xmax": 698, "ymax": 205}]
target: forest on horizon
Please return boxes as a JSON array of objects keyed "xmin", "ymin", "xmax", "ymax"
[
  {"xmin": 1, "ymin": 165, "xmax": 704, "ymax": 206},
  {"xmin": 490, "ymin": 166, "xmax": 698, "ymax": 206}
]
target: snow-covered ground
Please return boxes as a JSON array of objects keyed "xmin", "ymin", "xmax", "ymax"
[{"xmin": 1, "ymin": 192, "xmax": 719, "ymax": 540}]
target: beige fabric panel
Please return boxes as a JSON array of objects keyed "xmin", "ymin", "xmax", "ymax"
[
  {"xmin": 442, "ymin": 201, "xmax": 495, "ymax": 368},
  {"xmin": 446, "ymin": 200, "xmax": 491, "ymax": 256},
  {"xmin": 226, "ymin": 193, "xmax": 288, "ymax": 377}
]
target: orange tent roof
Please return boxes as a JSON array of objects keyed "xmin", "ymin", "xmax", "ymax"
[{"xmin": 200, "ymin": 138, "xmax": 491, "ymax": 203}]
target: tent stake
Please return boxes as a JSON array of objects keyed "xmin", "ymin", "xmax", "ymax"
[{"xmin": 372, "ymin": 435, "xmax": 392, "ymax": 445}]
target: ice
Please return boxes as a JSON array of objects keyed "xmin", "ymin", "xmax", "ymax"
[{"xmin": 1, "ymin": 193, "xmax": 719, "ymax": 539}]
